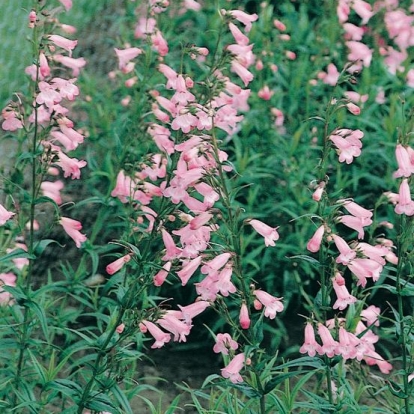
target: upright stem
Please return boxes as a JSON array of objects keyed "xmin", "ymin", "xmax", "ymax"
[{"xmin": 395, "ymin": 214, "xmax": 412, "ymax": 414}]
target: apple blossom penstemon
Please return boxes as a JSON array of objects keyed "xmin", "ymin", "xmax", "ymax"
[{"xmin": 104, "ymin": 3, "xmax": 286, "ymax": 391}]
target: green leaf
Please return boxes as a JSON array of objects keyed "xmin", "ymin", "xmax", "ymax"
[
  {"xmin": 26, "ymin": 300, "xmax": 49, "ymax": 338},
  {"xmin": 34, "ymin": 239, "xmax": 64, "ymax": 256},
  {"xmin": 45, "ymin": 379, "xmax": 83, "ymax": 399},
  {"xmin": 273, "ymin": 356, "xmax": 325, "ymax": 370},
  {"xmin": 86, "ymin": 393, "xmax": 120, "ymax": 413},
  {"xmin": 288, "ymin": 254, "xmax": 321, "ymax": 267},
  {"xmin": 0, "ymin": 248, "xmax": 34, "ymax": 263},
  {"xmin": 111, "ymin": 384, "xmax": 133, "ymax": 414}
]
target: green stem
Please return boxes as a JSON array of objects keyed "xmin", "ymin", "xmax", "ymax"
[{"xmin": 395, "ymin": 214, "xmax": 412, "ymax": 414}]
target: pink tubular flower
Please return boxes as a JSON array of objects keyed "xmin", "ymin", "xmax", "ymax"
[
  {"xmin": 161, "ymin": 229, "xmax": 182, "ymax": 261},
  {"xmin": 228, "ymin": 10, "xmax": 258, "ymax": 33},
  {"xmin": 178, "ymin": 300, "xmax": 210, "ymax": 325},
  {"xmin": 213, "ymin": 333, "xmax": 238, "ymax": 355},
  {"xmin": 346, "ymin": 102, "xmax": 360, "ymax": 115},
  {"xmin": 0, "ymin": 272, "xmax": 17, "ymax": 306},
  {"xmin": 177, "ymin": 256, "xmax": 202, "ymax": 286},
  {"xmin": 0, "ymin": 204, "xmax": 15, "ymax": 225},
  {"xmin": 153, "ymin": 261, "xmax": 172, "ymax": 286},
  {"xmin": 318, "ymin": 324, "xmax": 339, "ymax": 358},
  {"xmin": 318, "ymin": 63, "xmax": 340, "ymax": 86},
  {"xmin": 257, "ymin": 85, "xmax": 273, "ymax": 100},
  {"xmin": 307, "ymin": 225, "xmax": 325, "ymax": 253},
  {"xmin": 395, "ymin": 179, "xmax": 414, "ymax": 216},
  {"xmin": 40, "ymin": 180, "xmax": 64, "ymax": 204},
  {"xmin": 337, "ymin": 327, "xmax": 360, "ymax": 360},
  {"xmin": 53, "ymin": 55, "xmax": 86, "ymax": 77},
  {"xmin": 49, "ymin": 35, "xmax": 77, "ymax": 56},
  {"xmin": 221, "ymin": 352, "xmax": 245, "ymax": 383},
  {"xmin": 114, "ymin": 47, "xmax": 142, "ymax": 72},
  {"xmin": 58, "ymin": 0, "xmax": 72, "ymax": 11},
  {"xmin": 360, "ymin": 305, "xmax": 381, "ymax": 327},
  {"xmin": 254, "ymin": 290, "xmax": 284, "ymax": 319},
  {"xmin": 39, "ymin": 52, "xmax": 50, "ymax": 78},
  {"xmin": 299, "ymin": 323, "xmax": 323, "ymax": 357},
  {"xmin": 332, "ymin": 272, "xmax": 357, "ymax": 310},
  {"xmin": 59, "ymin": 217, "xmax": 87, "ymax": 248},
  {"xmin": 364, "ymin": 350, "xmax": 392, "ymax": 374},
  {"xmin": 332, "ymin": 234, "xmax": 356, "ymax": 265},
  {"xmin": 157, "ymin": 312, "xmax": 192, "ymax": 342},
  {"xmin": 348, "ymin": 258, "xmax": 382, "ymax": 287},
  {"xmin": 55, "ymin": 151, "xmax": 87, "ymax": 179},
  {"xmin": 151, "ymin": 30, "xmax": 168, "ymax": 56},
  {"xmin": 248, "ymin": 219, "xmax": 279, "ymax": 247},
  {"xmin": 141, "ymin": 320, "xmax": 171, "ymax": 349},
  {"xmin": 1, "ymin": 108, "xmax": 23, "ymax": 131},
  {"xmin": 346, "ymin": 41, "xmax": 373, "ymax": 67},
  {"xmin": 106, "ymin": 254, "xmax": 132, "ymax": 275},
  {"xmin": 394, "ymin": 144, "xmax": 414, "ymax": 178},
  {"xmin": 239, "ymin": 303, "xmax": 250, "ymax": 329}
]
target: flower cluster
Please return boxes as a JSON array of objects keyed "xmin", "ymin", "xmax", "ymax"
[
  {"xmin": 1, "ymin": 4, "xmax": 88, "ymax": 248},
  {"xmin": 107, "ymin": 4, "xmax": 283, "ymax": 384},
  {"xmin": 300, "ymin": 316, "xmax": 392, "ymax": 374}
]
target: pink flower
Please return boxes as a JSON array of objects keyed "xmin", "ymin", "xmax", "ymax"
[
  {"xmin": 394, "ymin": 179, "xmax": 414, "ymax": 216},
  {"xmin": 39, "ymin": 52, "xmax": 50, "ymax": 78},
  {"xmin": 141, "ymin": 320, "xmax": 171, "ymax": 349},
  {"xmin": 157, "ymin": 312, "xmax": 192, "ymax": 342},
  {"xmin": 59, "ymin": 217, "xmax": 87, "ymax": 248},
  {"xmin": 55, "ymin": 151, "xmax": 87, "ymax": 179},
  {"xmin": 360, "ymin": 305, "xmax": 381, "ymax": 327},
  {"xmin": 332, "ymin": 272, "xmax": 357, "ymax": 310},
  {"xmin": 337, "ymin": 327, "xmax": 360, "ymax": 360},
  {"xmin": 257, "ymin": 85, "xmax": 273, "ymax": 100},
  {"xmin": 116, "ymin": 323, "xmax": 125, "ymax": 334},
  {"xmin": 228, "ymin": 10, "xmax": 258, "ymax": 33},
  {"xmin": 329, "ymin": 130, "xmax": 363, "ymax": 164},
  {"xmin": 346, "ymin": 102, "xmax": 361, "ymax": 115},
  {"xmin": 342, "ymin": 200, "xmax": 373, "ymax": 218},
  {"xmin": 231, "ymin": 60, "xmax": 254, "ymax": 87},
  {"xmin": 364, "ymin": 350, "xmax": 392, "ymax": 374},
  {"xmin": 213, "ymin": 333, "xmax": 238, "ymax": 355},
  {"xmin": 40, "ymin": 180, "xmax": 64, "ymax": 204},
  {"xmin": 49, "ymin": 35, "xmax": 77, "ymax": 56},
  {"xmin": 394, "ymin": 144, "xmax": 414, "ymax": 178},
  {"xmin": 161, "ymin": 229, "xmax": 182, "ymax": 261},
  {"xmin": 307, "ymin": 225, "xmax": 325, "ymax": 253},
  {"xmin": 58, "ymin": 0, "xmax": 72, "ymax": 11},
  {"xmin": 106, "ymin": 254, "xmax": 132, "ymax": 275},
  {"xmin": 53, "ymin": 55, "xmax": 86, "ymax": 77},
  {"xmin": 248, "ymin": 219, "xmax": 279, "ymax": 247},
  {"xmin": 318, "ymin": 63, "xmax": 340, "ymax": 86},
  {"xmin": 338, "ymin": 215, "xmax": 372, "ymax": 239},
  {"xmin": 299, "ymin": 323, "xmax": 322, "ymax": 357},
  {"xmin": 153, "ymin": 261, "xmax": 172, "ymax": 286},
  {"xmin": 346, "ymin": 41, "xmax": 373, "ymax": 67},
  {"xmin": 221, "ymin": 353, "xmax": 245, "ymax": 383},
  {"xmin": 1, "ymin": 109, "xmax": 23, "ymax": 131},
  {"xmin": 151, "ymin": 30, "xmax": 168, "ymax": 56},
  {"xmin": 228, "ymin": 22, "xmax": 249, "ymax": 46},
  {"xmin": 332, "ymin": 234, "xmax": 356, "ymax": 265},
  {"xmin": 114, "ymin": 47, "xmax": 142, "ymax": 72},
  {"xmin": 318, "ymin": 324, "xmax": 339, "ymax": 358},
  {"xmin": 239, "ymin": 303, "xmax": 250, "ymax": 329},
  {"xmin": 254, "ymin": 290, "xmax": 284, "ymax": 319},
  {"xmin": 0, "ymin": 272, "xmax": 17, "ymax": 305},
  {"xmin": 0, "ymin": 204, "xmax": 15, "ymax": 225},
  {"xmin": 178, "ymin": 300, "xmax": 210, "ymax": 324},
  {"xmin": 348, "ymin": 258, "xmax": 383, "ymax": 287}
]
